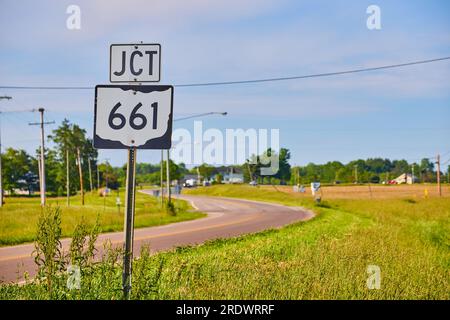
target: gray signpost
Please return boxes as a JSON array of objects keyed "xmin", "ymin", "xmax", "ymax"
[{"xmin": 93, "ymin": 43, "xmax": 172, "ymax": 299}]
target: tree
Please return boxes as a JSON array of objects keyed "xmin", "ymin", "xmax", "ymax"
[
  {"xmin": 197, "ymin": 163, "xmax": 215, "ymax": 181},
  {"xmin": 275, "ymin": 148, "xmax": 291, "ymax": 183},
  {"xmin": 420, "ymin": 158, "xmax": 435, "ymax": 182},
  {"xmin": 98, "ymin": 162, "xmax": 120, "ymax": 190},
  {"xmin": 2, "ymin": 148, "xmax": 34, "ymax": 194},
  {"xmin": 215, "ymin": 174, "xmax": 223, "ymax": 184},
  {"xmin": 49, "ymin": 120, "xmax": 98, "ymax": 200},
  {"xmin": 162, "ymin": 159, "xmax": 183, "ymax": 182}
]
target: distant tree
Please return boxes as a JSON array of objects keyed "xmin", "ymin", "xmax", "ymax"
[
  {"xmin": 369, "ymin": 175, "xmax": 380, "ymax": 184},
  {"xmin": 98, "ymin": 162, "xmax": 120, "ymax": 189},
  {"xmin": 48, "ymin": 119, "xmax": 98, "ymax": 194},
  {"xmin": 197, "ymin": 163, "xmax": 215, "ymax": 181},
  {"xmin": 420, "ymin": 158, "xmax": 435, "ymax": 182},
  {"xmin": 162, "ymin": 159, "xmax": 183, "ymax": 182},
  {"xmin": 391, "ymin": 160, "xmax": 410, "ymax": 177},
  {"xmin": 275, "ymin": 148, "xmax": 291, "ymax": 183},
  {"xmin": 366, "ymin": 158, "xmax": 392, "ymax": 174},
  {"xmin": 2, "ymin": 148, "xmax": 33, "ymax": 194},
  {"xmin": 215, "ymin": 173, "xmax": 223, "ymax": 184}
]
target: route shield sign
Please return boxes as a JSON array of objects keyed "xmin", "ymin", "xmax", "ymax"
[
  {"xmin": 94, "ymin": 85, "xmax": 173, "ymax": 149},
  {"xmin": 110, "ymin": 44, "xmax": 161, "ymax": 82}
]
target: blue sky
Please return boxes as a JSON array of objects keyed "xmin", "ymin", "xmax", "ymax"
[{"xmin": 0, "ymin": 0, "xmax": 449, "ymax": 167}]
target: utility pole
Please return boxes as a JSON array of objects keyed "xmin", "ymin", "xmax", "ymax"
[
  {"xmin": 77, "ymin": 147, "xmax": 85, "ymax": 205},
  {"xmin": 88, "ymin": 157, "xmax": 93, "ymax": 192},
  {"xmin": 160, "ymin": 150, "xmax": 164, "ymax": 206},
  {"xmin": 0, "ymin": 95, "xmax": 12, "ymax": 207},
  {"xmin": 37, "ymin": 157, "xmax": 42, "ymax": 189},
  {"xmin": 354, "ymin": 165, "xmax": 358, "ymax": 184},
  {"xmin": 66, "ymin": 149, "xmax": 70, "ymax": 206},
  {"xmin": 166, "ymin": 149, "xmax": 171, "ymax": 204},
  {"xmin": 246, "ymin": 161, "xmax": 253, "ymax": 182},
  {"xmin": 29, "ymin": 108, "xmax": 54, "ymax": 206},
  {"xmin": 436, "ymin": 154, "xmax": 441, "ymax": 197},
  {"xmin": 39, "ymin": 109, "xmax": 46, "ymax": 206},
  {"xmin": 411, "ymin": 164, "xmax": 415, "ymax": 185},
  {"xmin": 97, "ymin": 164, "xmax": 100, "ymax": 189}
]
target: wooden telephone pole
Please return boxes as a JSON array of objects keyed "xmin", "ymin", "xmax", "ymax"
[
  {"xmin": 29, "ymin": 108, "xmax": 54, "ymax": 206},
  {"xmin": 77, "ymin": 147, "xmax": 85, "ymax": 205},
  {"xmin": 436, "ymin": 154, "xmax": 441, "ymax": 197},
  {"xmin": 66, "ymin": 149, "xmax": 70, "ymax": 206}
]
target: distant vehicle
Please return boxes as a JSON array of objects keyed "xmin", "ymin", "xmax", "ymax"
[
  {"xmin": 249, "ymin": 181, "xmax": 257, "ymax": 186},
  {"xmin": 184, "ymin": 179, "xmax": 197, "ymax": 188},
  {"xmin": 203, "ymin": 181, "xmax": 211, "ymax": 187}
]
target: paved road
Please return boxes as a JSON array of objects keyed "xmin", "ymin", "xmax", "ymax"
[{"xmin": 0, "ymin": 193, "xmax": 314, "ymax": 283}]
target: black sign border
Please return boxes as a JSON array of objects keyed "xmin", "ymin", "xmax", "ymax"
[
  {"xmin": 109, "ymin": 43, "xmax": 161, "ymax": 83},
  {"xmin": 93, "ymin": 84, "xmax": 173, "ymax": 150}
]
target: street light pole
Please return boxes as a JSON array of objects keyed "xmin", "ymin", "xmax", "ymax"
[
  {"xmin": 39, "ymin": 109, "xmax": 46, "ymax": 206},
  {"xmin": 0, "ymin": 95, "xmax": 12, "ymax": 207}
]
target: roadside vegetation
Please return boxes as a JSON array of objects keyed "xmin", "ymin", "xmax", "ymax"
[
  {"xmin": 0, "ymin": 191, "xmax": 205, "ymax": 246},
  {"xmin": 1, "ymin": 184, "xmax": 448, "ymax": 299}
]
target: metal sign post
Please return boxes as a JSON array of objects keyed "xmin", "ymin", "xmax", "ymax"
[
  {"xmin": 122, "ymin": 147, "xmax": 136, "ymax": 299},
  {"xmin": 93, "ymin": 43, "xmax": 172, "ymax": 300}
]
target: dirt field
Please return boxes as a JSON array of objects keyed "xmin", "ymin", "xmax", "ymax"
[{"xmin": 261, "ymin": 184, "xmax": 450, "ymax": 199}]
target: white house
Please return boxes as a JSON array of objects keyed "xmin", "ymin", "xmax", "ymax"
[{"xmin": 392, "ymin": 173, "xmax": 419, "ymax": 184}]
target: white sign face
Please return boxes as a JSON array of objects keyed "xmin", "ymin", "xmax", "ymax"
[
  {"xmin": 94, "ymin": 85, "xmax": 173, "ymax": 149},
  {"xmin": 110, "ymin": 44, "xmax": 161, "ymax": 82}
]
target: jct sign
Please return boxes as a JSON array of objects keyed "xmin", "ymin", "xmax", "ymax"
[
  {"xmin": 94, "ymin": 43, "xmax": 172, "ymax": 300},
  {"xmin": 94, "ymin": 85, "xmax": 173, "ymax": 149},
  {"xmin": 110, "ymin": 44, "xmax": 161, "ymax": 82}
]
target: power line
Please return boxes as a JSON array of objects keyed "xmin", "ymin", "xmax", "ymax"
[
  {"xmin": 0, "ymin": 56, "xmax": 449, "ymax": 90},
  {"xmin": 175, "ymin": 56, "xmax": 450, "ymax": 88}
]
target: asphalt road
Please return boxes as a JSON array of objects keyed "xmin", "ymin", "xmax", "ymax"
[{"xmin": 0, "ymin": 192, "xmax": 314, "ymax": 284}]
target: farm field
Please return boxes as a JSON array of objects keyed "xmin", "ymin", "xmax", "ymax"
[
  {"xmin": 1, "ymin": 184, "xmax": 448, "ymax": 299},
  {"xmin": 0, "ymin": 191, "xmax": 205, "ymax": 246},
  {"xmin": 264, "ymin": 183, "xmax": 450, "ymax": 199}
]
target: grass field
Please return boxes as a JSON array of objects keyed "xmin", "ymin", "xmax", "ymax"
[
  {"xmin": 0, "ymin": 190, "xmax": 205, "ymax": 246},
  {"xmin": 264, "ymin": 183, "xmax": 450, "ymax": 199},
  {"xmin": 1, "ymin": 184, "xmax": 448, "ymax": 299}
]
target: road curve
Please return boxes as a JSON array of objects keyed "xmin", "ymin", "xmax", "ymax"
[{"xmin": 0, "ymin": 193, "xmax": 314, "ymax": 284}]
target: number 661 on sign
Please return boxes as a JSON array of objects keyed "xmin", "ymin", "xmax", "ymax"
[{"xmin": 93, "ymin": 85, "xmax": 173, "ymax": 149}]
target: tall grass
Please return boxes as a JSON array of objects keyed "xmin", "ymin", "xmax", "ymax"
[
  {"xmin": 0, "ymin": 192, "xmax": 205, "ymax": 246},
  {"xmin": 1, "ymin": 185, "xmax": 448, "ymax": 299}
]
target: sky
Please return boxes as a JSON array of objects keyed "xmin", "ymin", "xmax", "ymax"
[{"xmin": 0, "ymin": 0, "xmax": 449, "ymax": 167}]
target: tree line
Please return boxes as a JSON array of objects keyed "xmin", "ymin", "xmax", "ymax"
[
  {"xmin": 290, "ymin": 158, "xmax": 446, "ymax": 185},
  {"xmin": 2, "ymin": 119, "xmax": 98, "ymax": 195},
  {"xmin": 2, "ymin": 119, "xmax": 448, "ymax": 195}
]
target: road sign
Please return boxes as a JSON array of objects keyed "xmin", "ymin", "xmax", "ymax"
[
  {"xmin": 110, "ymin": 44, "xmax": 161, "ymax": 82},
  {"xmin": 94, "ymin": 85, "xmax": 173, "ymax": 149},
  {"xmin": 97, "ymin": 43, "xmax": 171, "ymax": 299}
]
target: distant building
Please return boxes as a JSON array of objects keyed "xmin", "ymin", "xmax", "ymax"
[
  {"xmin": 213, "ymin": 166, "xmax": 244, "ymax": 184},
  {"xmin": 224, "ymin": 173, "xmax": 244, "ymax": 184},
  {"xmin": 392, "ymin": 173, "xmax": 419, "ymax": 184}
]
